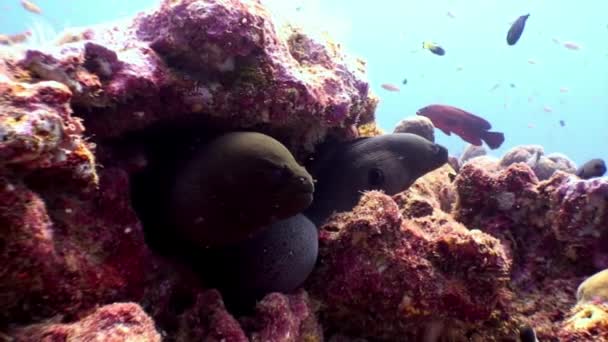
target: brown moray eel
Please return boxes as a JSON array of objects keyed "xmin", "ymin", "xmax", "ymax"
[
  {"xmin": 305, "ymin": 133, "xmax": 448, "ymax": 225},
  {"xmin": 169, "ymin": 131, "xmax": 314, "ymax": 248}
]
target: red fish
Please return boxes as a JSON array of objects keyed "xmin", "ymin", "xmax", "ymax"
[{"xmin": 416, "ymin": 104, "xmax": 504, "ymax": 149}]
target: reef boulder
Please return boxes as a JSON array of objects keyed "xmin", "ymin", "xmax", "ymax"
[{"xmin": 308, "ymin": 189, "xmax": 511, "ymax": 340}]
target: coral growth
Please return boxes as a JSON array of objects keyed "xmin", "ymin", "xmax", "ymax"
[
  {"xmin": 10, "ymin": 303, "xmax": 162, "ymax": 341},
  {"xmin": 1, "ymin": 0, "xmax": 607, "ymax": 341},
  {"xmin": 308, "ymin": 189, "xmax": 510, "ymax": 340}
]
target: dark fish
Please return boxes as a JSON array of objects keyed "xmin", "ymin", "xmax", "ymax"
[
  {"xmin": 416, "ymin": 104, "xmax": 505, "ymax": 149},
  {"xmin": 402, "ymin": 78, "xmax": 408, "ymax": 85},
  {"xmin": 169, "ymin": 132, "xmax": 314, "ymax": 247},
  {"xmin": 576, "ymin": 158, "xmax": 606, "ymax": 179},
  {"xmin": 507, "ymin": 14, "xmax": 530, "ymax": 45},
  {"xmin": 510, "ymin": 83, "xmax": 516, "ymax": 88},
  {"xmin": 422, "ymin": 41, "xmax": 446, "ymax": 56},
  {"xmin": 559, "ymin": 119, "xmax": 565, "ymax": 127},
  {"xmin": 305, "ymin": 133, "xmax": 448, "ymax": 225},
  {"xmin": 519, "ymin": 325, "xmax": 538, "ymax": 342}
]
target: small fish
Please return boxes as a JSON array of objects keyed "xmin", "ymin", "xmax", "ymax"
[
  {"xmin": 559, "ymin": 120, "xmax": 565, "ymax": 127},
  {"xmin": 527, "ymin": 59, "xmax": 537, "ymax": 64},
  {"xmin": 563, "ymin": 41, "xmax": 581, "ymax": 50},
  {"xmin": 446, "ymin": 11, "xmax": 455, "ymax": 19},
  {"xmin": 507, "ymin": 14, "xmax": 530, "ymax": 45},
  {"xmin": 402, "ymin": 78, "xmax": 408, "ymax": 85},
  {"xmin": 519, "ymin": 325, "xmax": 538, "ymax": 342},
  {"xmin": 456, "ymin": 65, "xmax": 464, "ymax": 71},
  {"xmin": 489, "ymin": 83, "xmax": 501, "ymax": 91},
  {"xmin": 510, "ymin": 83, "xmax": 516, "ymax": 88},
  {"xmin": 527, "ymin": 123, "xmax": 535, "ymax": 128},
  {"xmin": 20, "ymin": 0, "xmax": 42, "ymax": 14},
  {"xmin": 422, "ymin": 41, "xmax": 445, "ymax": 56},
  {"xmin": 576, "ymin": 159, "xmax": 606, "ymax": 179},
  {"xmin": 543, "ymin": 106, "xmax": 553, "ymax": 113},
  {"xmin": 381, "ymin": 83, "xmax": 400, "ymax": 92},
  {"xmin": 528, "ymin": 96, "xmax": 534, "ymax": 103},
  {"xmin": 559, "ymin": 87, "xmax": 569, "ymax": 93},
  {"xmin": 416, "ymin": 104, "xmax": 505, "ymax": 149},
  {"xmin": 552, "ymin": 37, "xmax": 560, "ymax": 44}
]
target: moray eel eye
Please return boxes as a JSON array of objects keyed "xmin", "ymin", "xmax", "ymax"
[{"xmin": 368, "ymin": 167, "xmax": 385, "ymax": 187}]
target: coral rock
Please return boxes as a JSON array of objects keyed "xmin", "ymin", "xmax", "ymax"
[
  {"xmin": 5, "ymin": 0, "xmax": 376, "ymax": 153},
  {"xmin": 558, "ymin": 303, "xmax": 608, "ymax": 341},
  {"xmin": 308, "ymin": 190, "xmax": 510, "ymax": 340},
  {"xmin": 11, "ymin": 302, "xmax": 161, "ymax": 341},
  {"xmin": 243, "ymin": 290, "xmax": 323, "ymax": 342},
  {"xmin": 0, "ymin": 168, "xmax": 150, "ymax": 324},
  {"xmin": 392, "ymin": 115, "xmax": 435, "ymax": 142}
]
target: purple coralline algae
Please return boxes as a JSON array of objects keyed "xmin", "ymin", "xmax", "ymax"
[{"xmin": 1, "ymin": 0, "xmax": 607, "ymax": 341}]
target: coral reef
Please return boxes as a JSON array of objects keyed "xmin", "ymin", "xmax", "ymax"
[
  {"xmin": 500, "ymin": 145, "xmax": 578, "ymax": 180},
  {"xmin": 1, "ymin": 0, "xmax": 607, "ymax": 341},
  {"xmin": 10, "ymin": 303, "xmax": 162, "ymax": 341},
  {"xmin": 392, "ymin": 115, "xmax": 435, "ymax": 142},
  {"xmin": 7, "ymin": 0, "xmax": 377, "ymax": 154},
  {"xmin": 308, "ymin": 189, "xmax": 511, "ymax": 340},
  {"xmin": 454, "ymin": 161, "xmax": 608, "ymax": 340}
]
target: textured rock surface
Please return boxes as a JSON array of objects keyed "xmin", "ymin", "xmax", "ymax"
[
  {"xmin": 5, "ymin": 0, "xmax": 377, "ymax": 154},
  {"xmin": 0, "ymin": 0, "xmax": 373, "ymax": 339},
  {"xmin": 454, "ymin": 161, "xmax": 608, "ymax": 340},
  {"xmin": 308, "ymin": 190, "xmax": 511, "ymax": 340},
  {"xmin": 10, "ymin": 302, "xmax": 162, "ymax": 341},
  {"xmin": 1, "ymin": 0, "xmax": 607, "ymax": 340},
  {"xmin": 392, "ymin": 115, "xmax": 435, "ymax": 142}
]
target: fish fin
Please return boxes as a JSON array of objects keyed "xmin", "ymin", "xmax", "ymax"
[
  {"xmin": 461, "ymin": 134, "xmax": 483, "ymax": 146},
  {"xmin": 481, "ymin": 131, "xmax": 505, "ymax": 149},
  {"xmin": 439, "ymin": 127, "xmax": 451, "ymax": 136}
]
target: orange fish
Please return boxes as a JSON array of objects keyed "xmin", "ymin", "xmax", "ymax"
[
  {"xmin": 416, "ymin": 104, "xmax": 505, "ymax": 149},
  {"xmin": 381, "ymin": 83, "xmax": 400, "ymax": 92},
  {"xmin": 20, "ymin": 0, "xmax": 41, "ymax": 14}
]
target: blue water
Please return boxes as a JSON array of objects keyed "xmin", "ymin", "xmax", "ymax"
[{"xmin": 1, "ymin": 0, "xmax": 606, "ymax": 166}]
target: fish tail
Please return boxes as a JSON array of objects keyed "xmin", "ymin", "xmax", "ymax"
[{"xmin": 481, "ymin": 131, "xmax": 505, "ymax": 149}]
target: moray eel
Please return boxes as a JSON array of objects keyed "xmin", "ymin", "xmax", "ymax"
[
  {"xmin": 169, "ymin": 131, "xmax": 314, "ymax": 248},
  {"xmin": 305, "ymin": 133, "xmax": 448, "ymax": 225},
  {"xmin": 209, "ymin": 213, "xmax": 318, "ymax": 314},
  {"xmin": 577, "ymin": 268, "xmax": 608, "ymax": 304}
]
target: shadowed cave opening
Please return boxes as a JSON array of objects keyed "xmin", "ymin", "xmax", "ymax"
[{"xmin": 117, "ymin": 115, "xmax": 323, "ymax": 316}]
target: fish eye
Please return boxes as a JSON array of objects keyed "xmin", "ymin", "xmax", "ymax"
[{"xmin": 368, "ymin": 167, "xmax": 385, "ymax": 187}]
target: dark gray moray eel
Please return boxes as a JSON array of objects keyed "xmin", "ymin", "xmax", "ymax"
[
  {"xmin": 169, "ymin": 131, "xmax": 314, "ymax": 248},
  {"xmin": 209, "ymin": 213, "xmax": 318, "ymax": 313},
  {"xmin": 305, "ymin": 133, "xmax": 448, "ymax": 226}
]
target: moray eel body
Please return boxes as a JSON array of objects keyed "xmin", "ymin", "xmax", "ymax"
[
  {"xmin": 169, "ymin": 131, "xmax": 314, "ymax": 248},
  {"xmin": 305, "ymin": 133, "xmax": 448, "ymax": 225},
  {"xmin": 209, "ymin": 213, "xmax": 318, "ymax": 313}
]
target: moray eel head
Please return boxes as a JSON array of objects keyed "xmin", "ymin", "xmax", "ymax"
[
  {"xmin": 306, "ymin": 133, "xmax": 448, "ymax": 225},
  {"xmin": 169, "ymin": 131, "xmax": 314, "ymax": 247}
]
